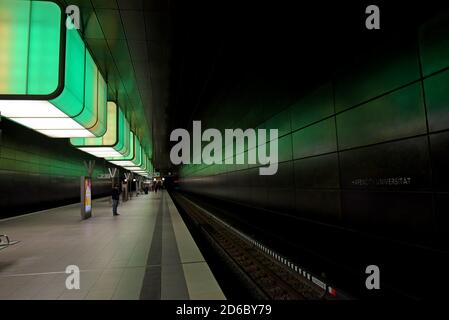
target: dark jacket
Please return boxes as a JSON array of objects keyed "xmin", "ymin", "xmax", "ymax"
[{"xmin": 112, "ymin": 187, "xmax": 120, "ymax": 200}]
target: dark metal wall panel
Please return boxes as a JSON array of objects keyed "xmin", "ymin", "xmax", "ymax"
[
  {"xmin": 424, "ymin": 69, "xmax": 449, "ymax": 132},
  {"xmin": 339, "ymin": 137, "xmax": 432, "ymax": 191},
  {"xmin": 266, "ymin": 162, "xmax": 295, "ymax": 213},
  {"xmin": 293, "ymin": 153, "xmax": 339, "ymax": 189},
  {"xmin": 95, "ymin": 9, "xmax": 125, "ymax": 39},
  {"xmin": 290, "ymin": 83, "xmax": 334, "ymax": 131},
  {"xmin": 435, "ymin": 193, "xmax": 449, "ymax": 246},
  {"xmin": 265, "ymin": 109, "xmax": 291, "ymax": 138},
  {"xmin": 334, "ymin": 34, "xmax": 421, "ymax": 112},
  {"xmin": 249, "ymin": 168, "xmax": 269, "ymax": 208},
  {"xmin": 117, "ymin": 0, "xmax": 143, "ymax": 10},
  {"xmin": 430, "ymin": 131, "xmax": 449, "ymax": 191},
  {"xmin": 276, "ymin": 134, "xmax": 293, "ymax": 163},
  {"xmin": 341, "ymin": 191, "xmax": 434, "ymax": 243},
  {"xmin": 292, "ymin": 118, "xmax": 337, "ymax": 159},
  {"xmin": 295, "ymin": 190, "xmax": 341, "ymax": 223},
  {"xmin": 91, "ymin": 0, "xmax": 118, "ymax": 9},
  {"xmin": 120, "ymin": 11, "xmax": 146, "ymax": 40},
  {"xmin": 233, "ymin": 169, "xmax": 252, "ymax": 203},
  {"xmin": 419, "ymin": 13, "xmax": 449, "ymax": 76},
  {"xmin": 0, "ymin": 120, "xmax": 112, "ymax": 218},
  {"xmin": 336, "ymin": 83, "xmax": 427, "ymax": 150}
]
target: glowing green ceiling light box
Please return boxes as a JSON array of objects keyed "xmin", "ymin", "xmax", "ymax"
[
  {"xmin": 71, "ymin": 102, "xmax": 132, "ymax": 158},
  {"xmin": 122, "ymin": 148, "xmax": 144, "ymax": 169},
  {"xmin": 0, "ymin": 0, "xmax": 107, "ymax": 138},
  {"xmin": 109, "ymin": 136, "xmax": 142, "ymax": 167},
  {"xmin": 133, "ymin": 156, "xmax": 153, "ymax": 175},
  {"xmin": 106, "ymin": 131, "xmax": 135, "ymax": 162},
  {"xmin": 127, "ymin": 154, "xmax": 149, "ymax": 171}
]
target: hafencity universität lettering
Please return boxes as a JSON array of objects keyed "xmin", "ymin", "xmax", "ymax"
[{"xmin": 352, "ymin": 177, "xmax": 412, "ymax": 186}]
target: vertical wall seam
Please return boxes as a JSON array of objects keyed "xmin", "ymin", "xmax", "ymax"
[
  {"xmin": 415, "ymin": 26, "xmax": 438, "ymax": 236},
  {"xmin": 332, "ymin": 79, "xmax": 343, "ymax": 223}
]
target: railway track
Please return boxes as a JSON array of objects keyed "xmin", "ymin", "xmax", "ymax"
[{"xmin": 172, "ymin": 192, "xmax": 331, "ymax": 300}]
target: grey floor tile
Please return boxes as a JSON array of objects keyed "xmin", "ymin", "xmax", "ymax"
[{"xmin": 0, "ymin": 192, "xmax": 224, "ymax": 300}]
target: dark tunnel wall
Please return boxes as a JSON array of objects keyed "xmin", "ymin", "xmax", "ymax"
[
  {"xmin": 0, "ymin": 119, "xmax": 114, "ymax": 219},
  {"xmin": 178, "ymin": 13, "xmax": 449, "ymax": 248}
]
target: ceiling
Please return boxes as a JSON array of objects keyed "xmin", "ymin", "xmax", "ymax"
[
  {"xmin": 56, "ymin": 0, "xmax": 449, "ymax": 174},
  {"xmin": 59, "ymin": 0, "xmax": 172, "ymax": 172}
]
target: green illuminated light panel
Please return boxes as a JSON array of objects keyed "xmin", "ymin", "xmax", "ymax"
[
  {"xmin": 109, "ymin": 136, "xmax": 142, "ymax": 167},
  {"xmin": 133, "ymin": 157, "xmax": 153, "ymax": 176},
  {"xmin": 0, "ymin": 0, "xmax": 107, "ymax": 138},
  {"xmin": 106, "ymin": 132, "xmax": 135, "ymax": 162},
  {"xmin": 127, "ymin": 154, "xmax": 148, "ymax": 171},
  {"xmin": 108, "ymin": 136, "xmax": 152, "ymax": 175},
  {"xmin": 71, "ymin": 102, "xmax": 130, "ymax": 158},
  {"xmin": 123, "ymin": 147, "xmax": 143, "ymax": 168}
]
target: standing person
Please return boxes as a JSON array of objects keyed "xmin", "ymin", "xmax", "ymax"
[{"xmin": 112, "ymin": 184, "xmax": 120, "ymax": 216}]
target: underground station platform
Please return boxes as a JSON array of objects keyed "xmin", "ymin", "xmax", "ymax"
[
  {"xmin": 2, "ymin": 0, "xmax": 449, "ymax": 317},
  {"xmin": 0, "ymin": 191, "xmax": 224, "ymax": 300}
]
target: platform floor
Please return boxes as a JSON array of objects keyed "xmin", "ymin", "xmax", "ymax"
[{"xmin": 0, "ymin": 191, "xmax": 225, "ymax": 300}]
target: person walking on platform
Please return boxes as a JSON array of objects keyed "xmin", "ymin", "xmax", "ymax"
[{"xmin": 112, "ymin": 185, "xmax": 121, "ymax": 216}]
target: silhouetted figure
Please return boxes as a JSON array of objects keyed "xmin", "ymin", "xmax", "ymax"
[{"xmin": 112, "ymin": 185, "xmax": 121, "ymax": 216}]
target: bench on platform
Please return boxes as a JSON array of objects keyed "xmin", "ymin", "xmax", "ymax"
[{"xmin": 0, "ymin": 234, "xmax": 19, "ymax": 251}]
